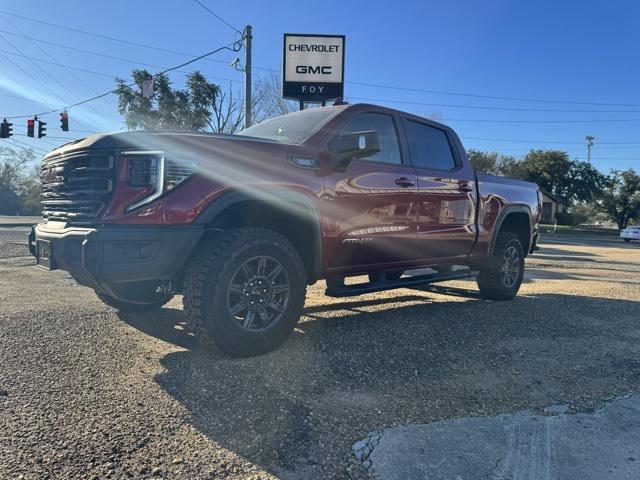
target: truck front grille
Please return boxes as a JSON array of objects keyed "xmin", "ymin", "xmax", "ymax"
[{"xmin": 41, "ymin": 151, "xmax": 115, "ymax": 225}]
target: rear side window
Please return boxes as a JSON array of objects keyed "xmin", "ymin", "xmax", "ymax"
[
  {"xmin": 337, "ymin": 113, "xmax": 402, "ymax": 165},
  {"xmin": 404, "ymin": 120, "xmax": 457, "ymax": 170}
]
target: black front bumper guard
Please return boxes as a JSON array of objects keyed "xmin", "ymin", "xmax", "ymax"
[{"xmin": 30, "ymin": 224, "xmax": 204, "ymax": 304}]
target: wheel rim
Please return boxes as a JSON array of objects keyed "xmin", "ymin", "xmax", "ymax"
[
  {"xmin": 501, "ymin": 245, "xmax": 521, "ymax": 288},
  {"xmin": 226, "ymin": 255, "xmax": 290, "ymax": 332}
]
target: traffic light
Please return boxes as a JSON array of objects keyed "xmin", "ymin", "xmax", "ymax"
[
  {"xmin": 0, "ymin": 119, "xmax": 12, "ymax": 138},
  {"xmin": 27, "ymin": 118, "xmax": 35, "ymax": 137},
  {"xmin": 38, "ymin": 119, "xmax": 47, "ymax": 139},
  {"xmin": 60, "ymin": 111, "xmax": 69, "ymax": 131}
]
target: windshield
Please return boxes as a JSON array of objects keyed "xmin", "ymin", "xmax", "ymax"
[{"xmin": 238, "ymin": 106, "xmax": 344, "ymax": 144}]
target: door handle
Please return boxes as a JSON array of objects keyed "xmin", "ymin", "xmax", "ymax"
[{"xmin": 395, "ymin": 177, "xmax": 414, "ymax": 188}]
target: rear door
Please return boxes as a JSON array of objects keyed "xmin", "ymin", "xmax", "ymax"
[
  {"xmin": 401, "ymin": 118, "xmax": 477, "ymax": 260},
  {"xmin": 322, "ymin": 112, "xmax": 419, "ymax": 270}
]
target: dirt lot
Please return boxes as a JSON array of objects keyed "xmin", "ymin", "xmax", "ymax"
[{"xmin": 1, "ymin": 227, "xmax": 639, "ymax": 479}]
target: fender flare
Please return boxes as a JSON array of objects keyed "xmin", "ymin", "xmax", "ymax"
[
  {"xmin": 489, "ymin": 204, "xmax": 533, "ymax": 254},
  {"xmin": 194, "ymin": 189, "xmax": 323, "ymax": 281}
]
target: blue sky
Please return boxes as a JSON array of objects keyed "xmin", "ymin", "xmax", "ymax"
[{"xmin": 1, "ymin": 0, "xmax": 639, "ymax": 172}]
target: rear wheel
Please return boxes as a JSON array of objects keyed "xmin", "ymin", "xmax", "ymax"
[
  {"xmin": 477, "ymin": 232, "xmax": 525, "ymax": 300},
  {"xmin": 183, "ymin": 228, "xmax": 307, "ymax": 357},
  {"xmin": 97, "ymin": 292, "xmax": 173, "ymax": 313}
]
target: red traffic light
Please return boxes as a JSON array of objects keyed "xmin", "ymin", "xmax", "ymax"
[
  {"xmin": 60, "ymin": 111, "xmax": 69, "ymax": 132},
  {"xmin": 27, "ymin": 119, "xmax": 34, "ymax": 127},
  {"xmin": 27, "ymin": 118, "xmax": 35, "ymax": 137}
]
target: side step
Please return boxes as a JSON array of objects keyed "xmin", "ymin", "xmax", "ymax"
[{"xmin": 325, "ymin": 270, "xmax": 478, "ymax": 298}]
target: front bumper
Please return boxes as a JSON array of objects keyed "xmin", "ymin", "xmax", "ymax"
[{"xmin": 30, "ymin": 222, "xmax": 204, "ymax": 303}]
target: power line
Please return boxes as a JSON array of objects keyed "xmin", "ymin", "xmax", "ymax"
[
  {"xmin": 0, "ymin": 48, "xmax": 118, "ymax": 78},
  {"xmin": 0, "ymin": 32, "xmax": 71, "ymax": 106},
  {"xmin": 1, "ymin": 14, "xmax": 115, "ymax": 123},
  {"xmin": 14, "ymin": 133, "xmax": 94, "ymax": 140},
  {"xmin": 3, "ymin": 39, "xmax": 242, "ymax": 119},
  {"xmin": 7, "ymin": 39, "xmax": 640, "ymax": 123},
  {"xmin": 0, "ymin": 44, "xmax": 242, "ymax": 84},
  {"xmin": 462, "ymin": 136, "xmax": 640, "ymax": 145},
  {"xmin": 193, "ymin": 0, "xmax": 241, "ymax": 34},
  {"xmin": 352, "ymin": 96, "xmax": 640, "ymax": 114},
  {"xmin": 348, "ymin": 80, "xmax": 640, "ymax": 108},
  {"xmin": 2, "ymin": 137, "xmax": 48, "ymax": 154},
  {"xmin": 0, "ymin": 27, "xmax": 110, "ymax": 132},
  {"xmin": 6, "ymin": 10, "xmax": 640, "ymax": 109},
  {"xmin": 0, "ymin": 50, "xmax": 58, "ymax": 107},
  {"xmin": 0, "ymin": 10, "xmax": 245, "ymax": 68},
  {"xmin": 446, "ymin": 117, "xmax": 640, "ymax": 124}
]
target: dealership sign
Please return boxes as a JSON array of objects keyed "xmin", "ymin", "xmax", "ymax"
[{"xmin": 282, "ymin": 33, "xmax": 345, "ymax": 102}]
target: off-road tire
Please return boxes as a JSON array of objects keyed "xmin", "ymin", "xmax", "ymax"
[
  {"xmin": 97, "ymin": 292, "xmax": 173, "ymax": 313},
  {"xmin": 183, "ymin": 228, "xmax": 307, "ymax": 357},
  {"xmin": 477, "ymin": 231, "xmax": 525, "ymax": 300}
]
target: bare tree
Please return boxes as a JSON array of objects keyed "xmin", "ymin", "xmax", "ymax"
[
  {"xmin": 209, "ymin": 75, "xmax": 298, "ymax": 134},
  {"xmin": 208, "ymin": 83, "xmax": 244, "ymax": 134},
  {"xmin": 260, "ymin": 73, "xmax": 297, "ymax": 116}
]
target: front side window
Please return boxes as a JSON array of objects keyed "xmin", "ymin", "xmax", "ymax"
[
  {"xmin": 337, "ymin": 113, "xmax": 402, "ymax": 165},
  {"xmin": 404, "ymin": 120, "xmax": 457, "ymax": 170}
]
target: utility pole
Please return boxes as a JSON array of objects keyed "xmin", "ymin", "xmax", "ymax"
[
  {"xmin": 244, "ymin": 25, "xmax": 253, "ymax": 129},
  {"xmin": 585, "ymin": 135, "xmax": 595, "ymax": 164}
]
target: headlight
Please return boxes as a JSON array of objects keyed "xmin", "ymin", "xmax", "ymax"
[
  {"xmin": 124, "ymin": 151, "xmax": 197, "ymax": 212},
  {"xmin": 165, "ymin": 158, "xmax": 198, "ymax": 191}
]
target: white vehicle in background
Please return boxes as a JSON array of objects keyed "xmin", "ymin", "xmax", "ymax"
[{"xmin": 620, "ymin": 225, "xmax": 640, "ymax": 242}]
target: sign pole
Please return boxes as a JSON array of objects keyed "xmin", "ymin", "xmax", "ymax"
[{"xmin": 244, "ymin": 25, "xmax": 253, "ymax": 129}]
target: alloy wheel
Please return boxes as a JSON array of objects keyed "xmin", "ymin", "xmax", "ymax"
[
  {"xmin": 501, "ymin": 245, "xmax": 521, "ymax": 288},
  {"xmin": 226, "ymin": 255, "xmax": 290, "ymax": 332}
]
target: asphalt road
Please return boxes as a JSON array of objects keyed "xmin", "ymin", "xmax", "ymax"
[{"xmin": 1, "ymin": 227, "xmax": 639, "ymax": 479}]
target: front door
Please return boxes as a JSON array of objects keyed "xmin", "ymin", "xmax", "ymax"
[
  {"xmin": 401, "ymin": 118, "xmax": 477, "ymax": 260},
  {"xmin": 322, "ymin": 112, "xmax": 419, "ymax": 271}
]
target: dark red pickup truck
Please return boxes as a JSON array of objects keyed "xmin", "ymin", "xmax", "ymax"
[{"xmin": 31, "ymin": 103, "xmax": 540, "ymax": 356}]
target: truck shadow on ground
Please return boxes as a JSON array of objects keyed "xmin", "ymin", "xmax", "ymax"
[{"xmin": 120, "ymin": 290, "xmax": 640, "ymax": 478}]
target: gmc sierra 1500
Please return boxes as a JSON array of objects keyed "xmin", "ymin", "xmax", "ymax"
[{"xmin": 30, "ymin": 103, "xmax": 540, "ymax": 356}]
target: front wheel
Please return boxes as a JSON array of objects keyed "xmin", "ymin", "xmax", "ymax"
[
  {"xmin": 477, "ymin": 232, "xmax": 525, "ymax": 300},
  {"xmin": 183, "ymin": 228, "xmax": 307, "ymax": 357}
]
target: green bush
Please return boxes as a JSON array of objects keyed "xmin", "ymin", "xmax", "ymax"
[{"xmin": 555, "ymin": 211, "xmax": 574, "ymax": 226}]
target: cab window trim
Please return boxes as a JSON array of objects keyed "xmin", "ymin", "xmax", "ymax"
[{"xmin": 401, "ymin": 117, "xmax": 461, "ymax": 172}]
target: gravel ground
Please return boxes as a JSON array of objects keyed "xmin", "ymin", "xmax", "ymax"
[{"xmin": 1, "ymin": 228, "xmax": 639, "ymax": 479}]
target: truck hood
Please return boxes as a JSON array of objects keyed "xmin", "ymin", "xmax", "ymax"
[{"xmin": 43, "ymin": 130, "xmax": 284, "ymax": 160}]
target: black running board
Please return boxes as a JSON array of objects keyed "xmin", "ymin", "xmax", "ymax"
[{"xmin": 325, "ymin": 270, "xmax": 478, "ymax": 298}]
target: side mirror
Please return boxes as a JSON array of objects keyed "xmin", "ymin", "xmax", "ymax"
[{"xmin": 331, "ymin": 130, "xmax": 381, "ymax": 170}]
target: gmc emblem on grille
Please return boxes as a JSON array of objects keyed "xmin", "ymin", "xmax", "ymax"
[{"xmin": 42, "ymin": 168, "xmax": 57, "ymax": 183}]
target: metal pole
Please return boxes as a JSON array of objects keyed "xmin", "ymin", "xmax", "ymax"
[
  {"xmin": 585, "ymin": 135, "xmax": 595, "ymax": 164},
  {"xmin": 244, "ymin": 25, "xmax": 252, "ymax": 129}
]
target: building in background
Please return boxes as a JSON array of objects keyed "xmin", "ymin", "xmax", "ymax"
[{"xmin": 540, "ymin": 191, "xmax": 564, "ymax": 224}]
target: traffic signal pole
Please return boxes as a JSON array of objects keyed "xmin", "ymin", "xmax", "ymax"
[{"xmin": 244, "ymin": 25, "xmax": 252, "ymax": 129}]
